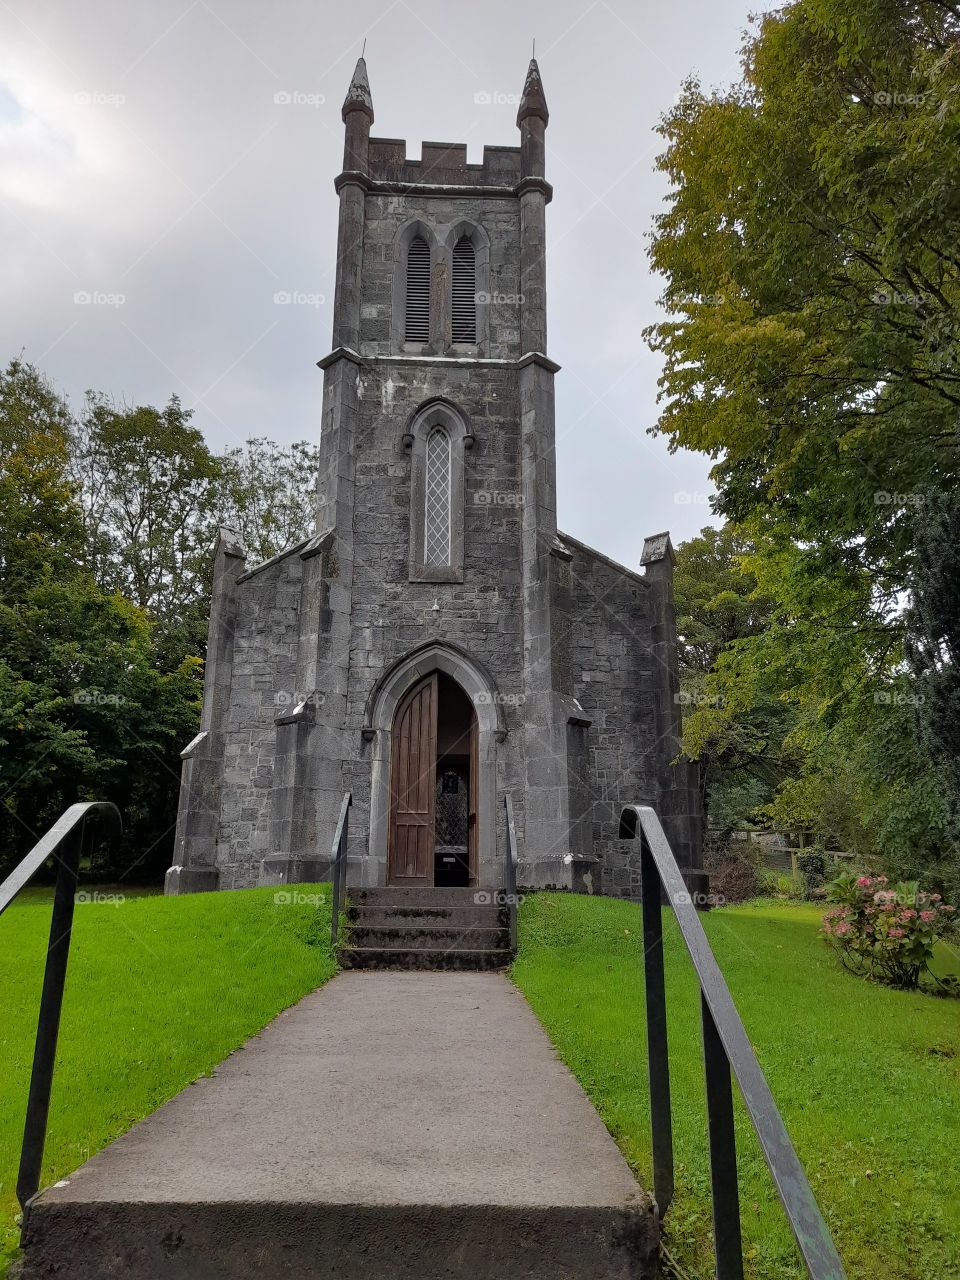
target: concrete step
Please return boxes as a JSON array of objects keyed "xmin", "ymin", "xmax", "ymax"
[
  {"xmin": 339, "ymin": 945, "xmax": 514, "ymax": 971},
  {"xmin": 351, "ymin": 886, "xmax": 493, "ymax": 907},
  {"xmin": 344, "ymin": 924, "xmax": 511, "ymax": 951},
  {"xmin": 19, "ymin": 974, "xmax": 658, "ymax": 1279},
  {"xmin": 22, "ymin": 1202, "xmax": 657, "ymax": 1278},
  {"xmin": 347, "ymin": 903, "xmax": 508, "ymax": 927}
]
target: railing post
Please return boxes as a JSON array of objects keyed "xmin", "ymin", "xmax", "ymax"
[
  {"xmin": 640, "ymin": 838, "xmax": 674, "ymax": 1216},
  {"xmin": 17, "ymin": 820, "xmax": 83, "ymax": 1213},
  {"xmin": 701, "ymin": 993, "xmax": 745, "ymax": 1280},
  {"xmin": 504, "ymin": 792, "xmax": 518, "ymax": 953},
  {"xmin": 330, "ymin": 793, "xmax": 351, "ymax": 949}
]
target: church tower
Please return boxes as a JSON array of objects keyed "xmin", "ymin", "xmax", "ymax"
[{"xmin": 167, "ymin": 58, "xmax": 703, "ymax": 899}]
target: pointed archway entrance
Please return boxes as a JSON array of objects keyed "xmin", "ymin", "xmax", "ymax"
[
  {"xmin": 387, "ymin": 671, "xmax": 477, "ymax": 887},
  {"xmin": 366, "ymin": 643, "xmax": 500, "ymax": 891}
]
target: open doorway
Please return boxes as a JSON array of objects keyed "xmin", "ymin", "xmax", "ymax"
[{"xmin": 387, "ymin": 670, "xmax": 477, "ymax": 887}]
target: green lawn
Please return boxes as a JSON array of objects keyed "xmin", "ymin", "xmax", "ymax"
[
  {"xmin": 513, "ymin": 894, "xmax": 960, "ymax": 1280},
  {"xmin": 0, "ymin": 884, "xmax": 335, "ymax": 1273}
]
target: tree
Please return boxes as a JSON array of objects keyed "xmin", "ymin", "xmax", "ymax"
[
  {"xmin": 217, "ymin": 437, "xmax": 320, "ymax": 564},
  {"xmin": 0, "ymin": 357, "xmax": 323, "ymax": 880},
  {"xmin": 0, "ymin": 359, "xmax": 85, "ymax": 597},
  {"xmin": 904, "ymin": 486, "xmax": 960, "ymax": 854},
  {"xmin": 673, "ymin": 525, "xmax": 791, "ymax": 839},
  {"xmin": 646, "ymin": 0, "xmax": 960, "ymax": 892},
  {"xmin": 0, "ymin": 363, "xmax": 202, "ymax": 878},
  {"xmin": 71, "ymin": 395, "xmax": 225, "ymax": 662}
]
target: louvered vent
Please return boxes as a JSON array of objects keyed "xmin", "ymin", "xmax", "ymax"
[
  {"xmin": 451, "ymin": 237, "xmax": 477, "ymax": 343},
  {"xmin": 404, "ymin": 236, "xmax": 430, "ymax": 342}
]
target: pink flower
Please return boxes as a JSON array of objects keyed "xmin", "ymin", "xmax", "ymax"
[
  {"xmin": 888, "ymin": 927, "xmax": 905, "ymax": 938},
  {"xmin": 835, "ymin": 922, "xmax": 853, "ymax": 936},
  {"xmin": 857, "ymin": 876, "xmax": 872, "ymax": 888},
  {"xmin": 919, "ymin": 911, "xmax": 936, "ymax": 924},
  {"xmin": 900, "ymin": 909, "xmax": 917, "ymax": 921},
  {"xmin": 942, "ymin": 904, "xmax": 955, "ymax": 913}
]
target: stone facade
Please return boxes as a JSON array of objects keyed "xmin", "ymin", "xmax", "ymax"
[{"xmin": 166, "ymin": 57, "xmax": 703, "ymax": 899}]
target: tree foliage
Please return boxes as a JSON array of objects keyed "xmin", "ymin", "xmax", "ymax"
[
  {"xmin": 0, "ymin": 359, "xmax": 319, "ymax": 880},
  {"xmin": 650, "ymin": 1, "xmax": 960, "ymax": 895}
]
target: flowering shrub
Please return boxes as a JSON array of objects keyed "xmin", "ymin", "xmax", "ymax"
[{"xmin": 822, "ymin": 873, "xmax": 957, "ymax": 991}]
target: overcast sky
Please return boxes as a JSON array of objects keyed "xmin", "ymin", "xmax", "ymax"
[{"xmin": 0, "ymin": 0, "xmax": 775, "ymax": 566}]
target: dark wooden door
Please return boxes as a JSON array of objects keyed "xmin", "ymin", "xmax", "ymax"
[{"xmin": 388, "ymin": 674, "xmax": 438, "ymax": 886}]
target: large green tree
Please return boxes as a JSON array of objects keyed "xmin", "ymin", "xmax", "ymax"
[
  {"xmin": 0, "ymin": 360, "xmax": 321, "ymax": 880},
  {"xmin": 0, "ymin": 362, "xmax": 200, "ymax": 878},
  {"xmin": 648, "ymin": 0, "xmax": 960, "ymax": 893}
]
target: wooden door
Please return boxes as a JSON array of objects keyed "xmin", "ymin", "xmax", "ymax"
[{"xmin": 388, "ymin": 674, "xmax": 438, "ymax": 885}]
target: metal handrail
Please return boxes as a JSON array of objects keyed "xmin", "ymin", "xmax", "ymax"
[
  {"xmin": 503, "ymin": 792, "xmax": 519, "ymax": 952},
  {"xmin": 329, "ymin": 792, "xmax": 352, "ymax": 947},
  {"xmin": 618, "ymin": 804, "xmax": 845, "ymax": 1280},
  {"xmin": 0, "ymin": 801, "xmax": 123, "ymax": 1219}
]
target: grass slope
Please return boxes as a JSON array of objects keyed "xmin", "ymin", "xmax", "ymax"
[
  {"xmin": 0, "ymin": 885, "xmax": 335, "ymax": 1272},
  {"xmin": 513, "ymin": 894, "xmax": 960, "ymax": 1280}
]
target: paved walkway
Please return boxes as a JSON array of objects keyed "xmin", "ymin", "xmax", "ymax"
[{"xmin": 26, "ymin": 973, "xmax": 658, "ymax": 1278}]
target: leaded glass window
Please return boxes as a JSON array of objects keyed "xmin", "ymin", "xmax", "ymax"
[{"xmin": 424, "ymin": 427, "xmax": 452, "ymax": 566}]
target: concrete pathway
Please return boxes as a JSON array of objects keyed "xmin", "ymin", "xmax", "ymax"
[{"xmin": 23, "ymin": 973, "xmax": 658, "ymax": 1278}]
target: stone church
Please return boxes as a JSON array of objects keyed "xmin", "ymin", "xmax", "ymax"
[{"xmin": 166, "ymin": 57, "xmax": 702, "ymax": 900}]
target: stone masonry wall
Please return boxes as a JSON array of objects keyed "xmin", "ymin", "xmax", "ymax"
[
  {"xmin": 216, "ymin": 553, "xmax": 302, "ymax": 889},
  {"xmin": 556, "ymin": 536, "xmax": 660, "ymax": 898}
]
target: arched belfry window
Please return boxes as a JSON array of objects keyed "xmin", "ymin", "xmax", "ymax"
[
  {"xmin": 405, "ymin": 236, "xmax": 430, "ymax": 342},
  {"xmin": 451, "ymin": 236, "xmax": 477, "ymax": 343},
  {"xmin": 424, "ymin": 428, "xmax": 452, "ymax": 566}
]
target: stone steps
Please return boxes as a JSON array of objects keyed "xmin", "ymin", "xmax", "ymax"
[
  {"xmin": 338, "ymin": 886, "xmax": 514, "ymax": 971},
  {"xmin": 345, "ymin": 923, "xmax": 510, "ymax": 950},
  {"xmin": 340, "ymin": 945, "xmax": 514, "ymax": 971}
]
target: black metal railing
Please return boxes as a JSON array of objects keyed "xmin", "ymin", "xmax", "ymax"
[
  {"xmin": 503, "ymin": 792, "xmax": 519, "ymax": 951},
  {"xmin": 329, "ymin": 792, "xmax": 352, "ymax": 947},
  {"xmin": 0, "ymin": 802, "xmax": 123, "ymax": 1219},
  {"xmin": 618, "ymin": 804, "xmax": 845, "ymax": 1280}
]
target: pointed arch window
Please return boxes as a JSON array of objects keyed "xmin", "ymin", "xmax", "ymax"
[
  {"xmin": 424, "ymin": 427, "xmax": 452, "ymax": 566},
  {"xmin": 451, "ymin": 236, "xmax": 477, "ymax": 343},
  {"xmin": 409, "ymin": 405, "xmax": 467, "ymax": 582},
  {"xmin": 405, "ymin": 235, "xmax": 431, "ymax": 342}
]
